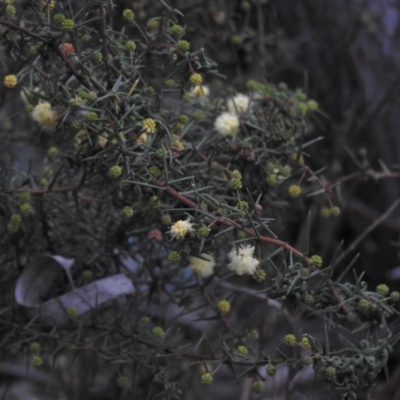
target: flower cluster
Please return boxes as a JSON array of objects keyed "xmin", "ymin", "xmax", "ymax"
[{"xmin": 227, "ymin": 244, "xmax": 258, "ymax": 275}]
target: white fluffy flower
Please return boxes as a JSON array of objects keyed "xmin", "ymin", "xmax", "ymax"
[
  {"xmin": 169, "ymin": 219, "xmax": 194, "ymax": 239},
  {"xmin": 189, "ymin": 253, "xmax": 216, "ymax": 277},
  {"xmin": 31, "ymin": 102, "xmax": 57, "ymax": 130},
  {"xmin": 227, "ymin": 93, "xmax": 251, "ymax": 116},
  {"xmin": 189, "ymin": 85, "xmax": 210, "ymax": 98},
  {"xmin": 214, "ymin": 112, "xmax": 239, "ymax": 136},
  {"xmin": 227, "ymin": 244, "xmax": 258, "ymax": 275}
]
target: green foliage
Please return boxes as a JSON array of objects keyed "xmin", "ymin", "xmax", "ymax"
[{"xmin": 0, "ymin": 1, "xmax": 398, "ymax": 399}]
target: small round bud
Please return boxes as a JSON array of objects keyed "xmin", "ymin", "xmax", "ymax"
[
  {"xmin": 195, "ymin": 225, "xmax": 210, "ymax": 239},
  {"xmin": 231, "ymin": 169, "xmax": 242, "ymax": 180},
  {"xmin": 107, "ymin": 165, "xmax": 122, "ymax": 179},
  {"xmin": 252, "ymin": 381, "xmax": 263, "ymax": 394},
  {"xmin": 201, "ymin": 373, "xmax": 213, "ymax": 385},
  {"xmin": 122, "ymin": 9, "xmax": 135, "ymax": 21},
  {"xmin": 31, "ymin": 355, "xmax": 43, "ymax": 367},
  {"xmin": 303, "ymin": 356, "xmax": 313, "ymax": 365},
  {"xmin": 142, "ymin": 118, "xmax": 156, "ymax": 134},
  {"xmin": 149, "ymin": 166, "xmax": 161, "ymax": 177},
  {"xmin": 94, "ymin": 52, "xmax": 103, "ymax": 62},
  {"xmin": 346, "ymin": 312, "xmax": 358, "ymax": 323},
  {"xmin": 66, "ymin": 307, "xmax": 79, "ymax": 318},
  {"xmin": 246, "ymin": 80, "xmax": 259, "ymax": 91},
  {"xmin": 190, "ymin": 73, "xmax": 203, "ymax": 86},
  {"xmin": 144, "ymin": 86, "xmax": 155, "ymax": 95},
  {"xmin": 166, "ymin": 79, "xmax": 178, "ymax": 88},
  {"xmin": 178, "ymin": 114, "xmax": 189, "ymax": 124},
  {"xmin": 69, "ymin": 96, "xmax": 84, "ymax": 107},
  {"xmin": 152, "ymin": 326, "xmax": 165, "ymax": 339},
  {"xmin": 217, "ymin": 300, "xmax": 231, "ymax": 313},
  {"xmin": 309, "ymin": 255, "xmax": 323, "ymax": 268},
  {"xmin": 390, "ymin": 291, "xmax": 400, "ymax": 302},
  {"xmin": 170, "ymin": 24, "xmax": 184, "ymax": 36},
  {"xmin": 278, "ymin": 82, "xmax": 288, "ymax": 91},
  {"xmin": 303, "ymin": 294, "xmax": 314, "ymax": 305},
  {"xmin": 85, "ymin": 111, "xmax": 97, "ymax": 120},
  {"xmin": 125, "ymin": 40, "xmax": 136, "ymax": 51},
  {"xmin": 358, "ymin": 298, "xmax": 370, "ymax": 310},
  {"xmin": 231, "ymin": 34, "xmax": 242, "ymax": 45},
  {"xmin": 288, "ymin": 185, "xmax": 301, "ymax": 198},
  {"xmin": 61, "ymin": 43, "xmax": 74, "ymax": 56},
  {"xmin": 307, "ymin": 100, "xmax": 319, "ymax": 111},
  {"xmin": 61, "ymin": 18, "xmax": 75, "ymax": 31},
  {"xmin": 253, "ymin": 268, "xmax": 266, "ymax": 282},
  {"xmin": 298, "ymin": 102, "xmax": 308, "ymax": 114},
  {"xmin": 168, "ymin": 251, "xmax": 181, "ymax": 263},
  {"xmin": 376, "ymin": 284, "xmax": 389, "ymax": 296},
  {"xmin": 81, "ymin": 269, "xmax": 93, "ymax": 280},
  {"xmin": 300, "ymin": 337, "xmax": 311, "ymax": 349},
  {"xmin": 283, "ymin": 334, "xmax": 296, "ymax": 346},
  {"xmin": 161, "ymin": 214, "xmax": 172, "ymax": 225},
  {"xmin": 117, "ymin": 376, "xmax": 129, "ymax": 387},
  {"xmin": 325, "ymin": 366, "xmax": 336, "ymax": 380},
  {"xmin": 236, "ymin": 345, "xmax": 249, "ymax": 356},
  {"xmin": 147, "ymin": 19, "xmax": 159, "ymax": 30},
  {"xmin": 47, "ymin": 147, "xmax": 59, "ymax": 158},
  {"xmin": 296, "ymin": 92, "xmax": 307, "ymax": 101},
  {"xmin": 246, "ymin": 329, "xmax": 259, "ymax": 340},
  {"xmin": 53, "ymin": 13, "xmax": 65, "ymax": 25},
  {"xmin": 301, "ymin": 268, "xmax": 310, "ymax": 277},
  {"xmin": 176, "ymin": 40, "xmax": 190, "ymax": 52},
  {"xmin": 230, "ymin": 178, "xmax": 242, "ymax": 189},
  {"xmin": 266, "ymin": 364, "xmax": 276, "ymax": 376},
  {"xmin": 10, "ymin": 214, "xmax": 21, "ymax": 225},
  {"xmin": 41, "ymin": 0, "xmax": 55, "ymax": 11},
  {"xmin": 266, "ymin": 175, "xmax": 277, "ymax": 185},
  {"xmin": 279, "ymin": 166, "xmax": 291, "ymax": 178},
  {"xmin": 168, "ymin": 22, "xmax": 183, "ymax": 36},
  {"xmin": 237, "ymin": 201, "xmax": 249, "ymax": 211},
  {"xmin": 4, "ymin": 74, "xmax": 17, "ymax": 88},
  {"xmin": 331, "ymin": 206, "xmax": 341, "ymax": 217},
  {"xmin": 20, "ymin": 203, "xmax": 33, "ymax": 216},
  {"xmin": 6, "ymin": 5, "xmax": 16, "ymax": 17},
  {"xmin": 121, "ymin": 206, "xmax": 134, "ymax": 218},
  {"xmin": 29, "ymin": 342, "xmax": 41, "ymax": 353},
  {"xmin": 19, "ymin": 192, "xmax": 31, "ymax": 203}
]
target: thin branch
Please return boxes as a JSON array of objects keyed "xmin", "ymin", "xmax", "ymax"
[{"xmin": 335, "ymin": 198, "xmax": 400, "ymax": 266}]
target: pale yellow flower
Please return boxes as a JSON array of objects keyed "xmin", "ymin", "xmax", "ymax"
[
  {"xmin": 189, "ymin": 253, "xmax": 215, "ymax": 277},
  {"xmin": 136, "ymin": 133, "xmax": 148, "ymax": 144},
  {"xmin": 169, "ymin": 219, "xmax": 194, "ymax": 239},
  {"xmin": 227, "ymin": 244, "xmax": 258, "ymax": 275},
  {"xmin": 31, "ymin": 102, "xmax": 57, "ymax": 130},
  {"xmin": 214, "ymin": 112, "xmax": 239, "ymax": 136},
  {"xmin": 189, "ymin": 85, "xmax": 210, "ymax": 98},
  {"xmin": 227, "ymin": 93, "xmax": 251, "ymax": 116},
  {"xmin": 142, "ymin": 118, "xmax": 156, "ymax": 134},
  {"xmin": 4, "ymin": 74, "xmax": 17, "ymax": 88}
]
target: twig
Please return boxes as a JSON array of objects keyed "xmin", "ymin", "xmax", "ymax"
[
  {"xmin": 99, "ymin": 4, "xmax": 111, "ymax": 89},
  {"xmin": 150, "ymin": 177, "xmax": 307, "ymax": 260},
  {"xmin": 335, "ymin": 198, "xmax": 400, "ymax": 266}
]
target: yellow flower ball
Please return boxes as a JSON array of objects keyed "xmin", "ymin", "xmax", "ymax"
[{"xmin": 4, "ymin": 74, "xmax": 17, "ymax": 88}]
